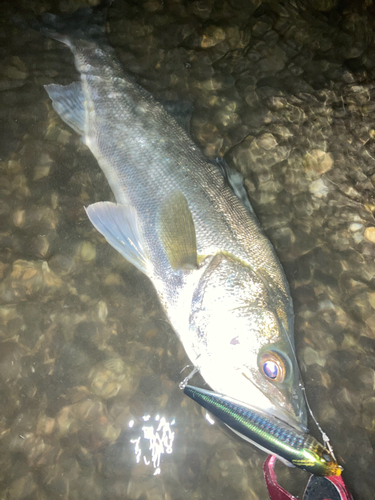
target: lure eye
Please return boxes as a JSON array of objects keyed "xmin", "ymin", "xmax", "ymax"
[
  {"xmin": 322, "ymin": 453, "xmax": 332, "ymax": 463},
  {"xmin": 259, "ymin": 352, "xmax": 286, "ymax": 383}
]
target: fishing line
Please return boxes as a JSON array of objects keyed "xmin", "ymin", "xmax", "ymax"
[
  {"xmin": 276, "ymin": 306, "xmax": 337, "ymax": 459},
  {"xmin": 300, "ymin": 383, "xmax": 337, "ymax": 461},
  {"xmin": 283, "ymin": 323, "xmax": 337, "ymax": 459},
  {"xmin": 179, "ymin": 364, "xmax": 200, "ymax": 389}
]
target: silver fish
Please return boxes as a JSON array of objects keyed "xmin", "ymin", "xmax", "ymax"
[{"xmin": 36, "ymin": 6, "xmax": 307, "ymax": 434}]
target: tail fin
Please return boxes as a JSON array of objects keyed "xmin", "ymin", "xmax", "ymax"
[{"xmin": 14, "ymin": 1, "xmax": 112, "ymax": 46}]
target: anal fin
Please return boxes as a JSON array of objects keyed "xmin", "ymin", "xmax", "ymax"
[{"xmin": 45, "ymin": 81, "xmax": 85, "ymax": 136}]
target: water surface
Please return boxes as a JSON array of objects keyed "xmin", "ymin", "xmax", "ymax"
[{"xmin": 1, "ymin": 0, "xmax": 374, "ymax": 498}]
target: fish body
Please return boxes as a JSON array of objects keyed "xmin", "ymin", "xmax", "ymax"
[
  {"xmin": 184, "ymin": 385, "xmax": 341, "ymax": 477},
  {"xmin": 35, "ymin": 6, "xmax": 308, "ymax": 436}
]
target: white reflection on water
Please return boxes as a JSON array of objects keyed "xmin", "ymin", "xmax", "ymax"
[
  {"xmin": 130, "ymin": 414, "xmax": 175, "ymax": 475},
  {"xmin": 205, "ymin": 412, "xmax": 215, "ymax": 425}
]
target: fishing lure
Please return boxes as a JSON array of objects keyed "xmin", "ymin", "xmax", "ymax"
[{"xmin": 183, "ymin": 385, "xmax": 342, "ymax": 477}]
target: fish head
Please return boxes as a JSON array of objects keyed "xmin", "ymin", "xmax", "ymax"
[{"xmin": 190, "ymin": 252, "xmax": 308, "ymax": 432}]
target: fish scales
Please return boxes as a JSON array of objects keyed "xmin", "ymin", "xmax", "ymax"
[
  {"xmin": 83, "ymin": 47, "xmax": 284, "ymax": 283},
  {"xmin": 35, "ymin": 5, "xmax": 308, "ymax": 439},
  {"xmin": 80, "ymin": 40, "xmax": 292, "ymax": 326}
]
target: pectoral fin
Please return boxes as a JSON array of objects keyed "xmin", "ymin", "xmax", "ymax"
[
  {"xmin": 86, "ymin": 202, "xmax": 149, "ymax": 275},
  {"xmin": 158, "ymin": 191, "xmax": 198, "ymax": 271},
  {"xmin": 45, "ymin": 82, "xmax": 85, "ymax": 136}
]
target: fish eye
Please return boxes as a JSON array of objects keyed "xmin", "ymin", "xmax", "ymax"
[
  {"xmin": 259, "ymin": 352, "xmax": 286, "ymax": 383},
  {"xmin": 263, "ymin": 360, "xmax": 278, "ymax": 379}
]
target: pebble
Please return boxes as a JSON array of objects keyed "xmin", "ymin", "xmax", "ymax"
[
  {"xmin": 309, "ymin": 178, "xmax": 329, "ymax": 197},
  {"xmin": 3, "ymin": 65, "xmax": 28, "ymax": 80},
  {"xmin": 302, "ymin": 346, "xmax": 326, "ymax": 367},
  {"xmin": 97, "ymin": 300, "xmax": 108, "ymax": 322},
  {"xmin": 80, "ymin": 241, "xmax": 97, "ymax": 262},
  {"xmin": 89, "ymin": 358, "xmax": 138, "ymax": 399},
  {"xmin": 7, "ymin": 473, "xmax": 37, "ymax": 500},
  {"xmin": 303, "ymin": 149, "xmax": 334, "ymax": 176},
  {"xmin": 257, "ymin": 132, "xmax": 277, "ymax": 150},
  {"xmin": 364, "ymin": 227, "xmax": 375, "ymax": 243}
]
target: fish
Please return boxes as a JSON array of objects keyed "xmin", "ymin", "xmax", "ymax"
[
  {"xmin": 30, "ymin": 4, "xmax": 308, "ymax": 439},
  {"xmin": 184, "ymin": 385, "xmax": 341, "ymax": 477}
]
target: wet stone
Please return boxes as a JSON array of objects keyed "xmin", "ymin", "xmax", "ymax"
[
  {"xmin": 252, "ymin": 18, "xmax": 272, "ymax": 37},
  {"xmin": 257, "ymin": 132, "xmax": 277, "ymax": 150},
  {"xmin": 7, "ymin": 473, "xmax": 37, "ymax": 500},
  {"xmin": 102, "ymin": 436, "xmax": 133, "ymax": 479},
  {"xmin": 80, "ymin": 241, "xmax": 97, "ymax": 262},
  {"xmin": 0, "ymin": 341, "xmax": 23, "ymax": 383},
  {"xmin": 364, "ymin": 226, "xmax": 375, "ymax": 243},
  {"xmin": 56, "ymin": 399, "xmax": 121, "ymax": 450},
  {"xmin": 309, "ymin": 178, "xmax": 330, "ymax": 197},
  {"xmin": 303, "ymin": 149, "xmax": 334, "ymax": 178},
  {"xmin": 48, "ymin": 254, "xmax": 75, "ymax": 276},
  {"xmin": 3, "ymin": 65, "xmax": 28, "ymax": 80},
  {"xmin": 302, "ymin": 346, "xmax": 326, "ymax": 367},
  {"xmin": 53, "ymin": 342, "xmax": 96, "ymax": 388},
  {"xmin": 89, "ymin": 357, "xmax": 139, "ymax": 399}
]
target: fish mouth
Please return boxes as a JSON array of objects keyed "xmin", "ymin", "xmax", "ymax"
[
  {"xmin": 259, "ymin": 392, "xmax": 309, "ymax": 434},
  {"xmin": 276, "ymin": 390, "xmax": 309, "ymax": 433},
  {"xmin": 241, "ymin": 375, "xmax": 308, "ymax": 433},
  {"xmin": 242, "ymin": 372, "xmax": 309, "ymax": 433},
  {"xmin": 266, "ymin": 405, "xmax": 309, "ymax": 433}
]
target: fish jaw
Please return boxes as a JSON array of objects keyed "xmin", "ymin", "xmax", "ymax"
[{"xmin": 187, "ymin": 252, "xmax": 308, "ymax": 433}]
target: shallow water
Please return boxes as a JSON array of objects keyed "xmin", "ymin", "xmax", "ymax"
[{"xmin": 1, "ymin": 0, "xmax": 375, "ymax": 499}]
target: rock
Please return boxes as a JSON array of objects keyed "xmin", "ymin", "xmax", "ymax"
[
  {"xmin": 309, "ymin": 178, "xmax": 329, "ymax": 197},
  {"xmin": 89, "ymin": 358, "xmax": 139, "ymax": 399},
  {"xmin": 364, "ymin": 227, "xmax": 375, "ymax": 243},
  {"xmin": 303, "ymin": 149, "xmax": 334, "ymax": 177},
  {"xmin": 80, "ymin": 241, "xmax": 97, "ymax": 262}
]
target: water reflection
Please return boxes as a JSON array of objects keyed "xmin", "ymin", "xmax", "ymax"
[
  {"xmin": 205, "ymin": 412, "xmax": 215, "ymax": 426},
  {"xmin": 129, "ymin": 414, "xmax": 176, "ymax": 475}
]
